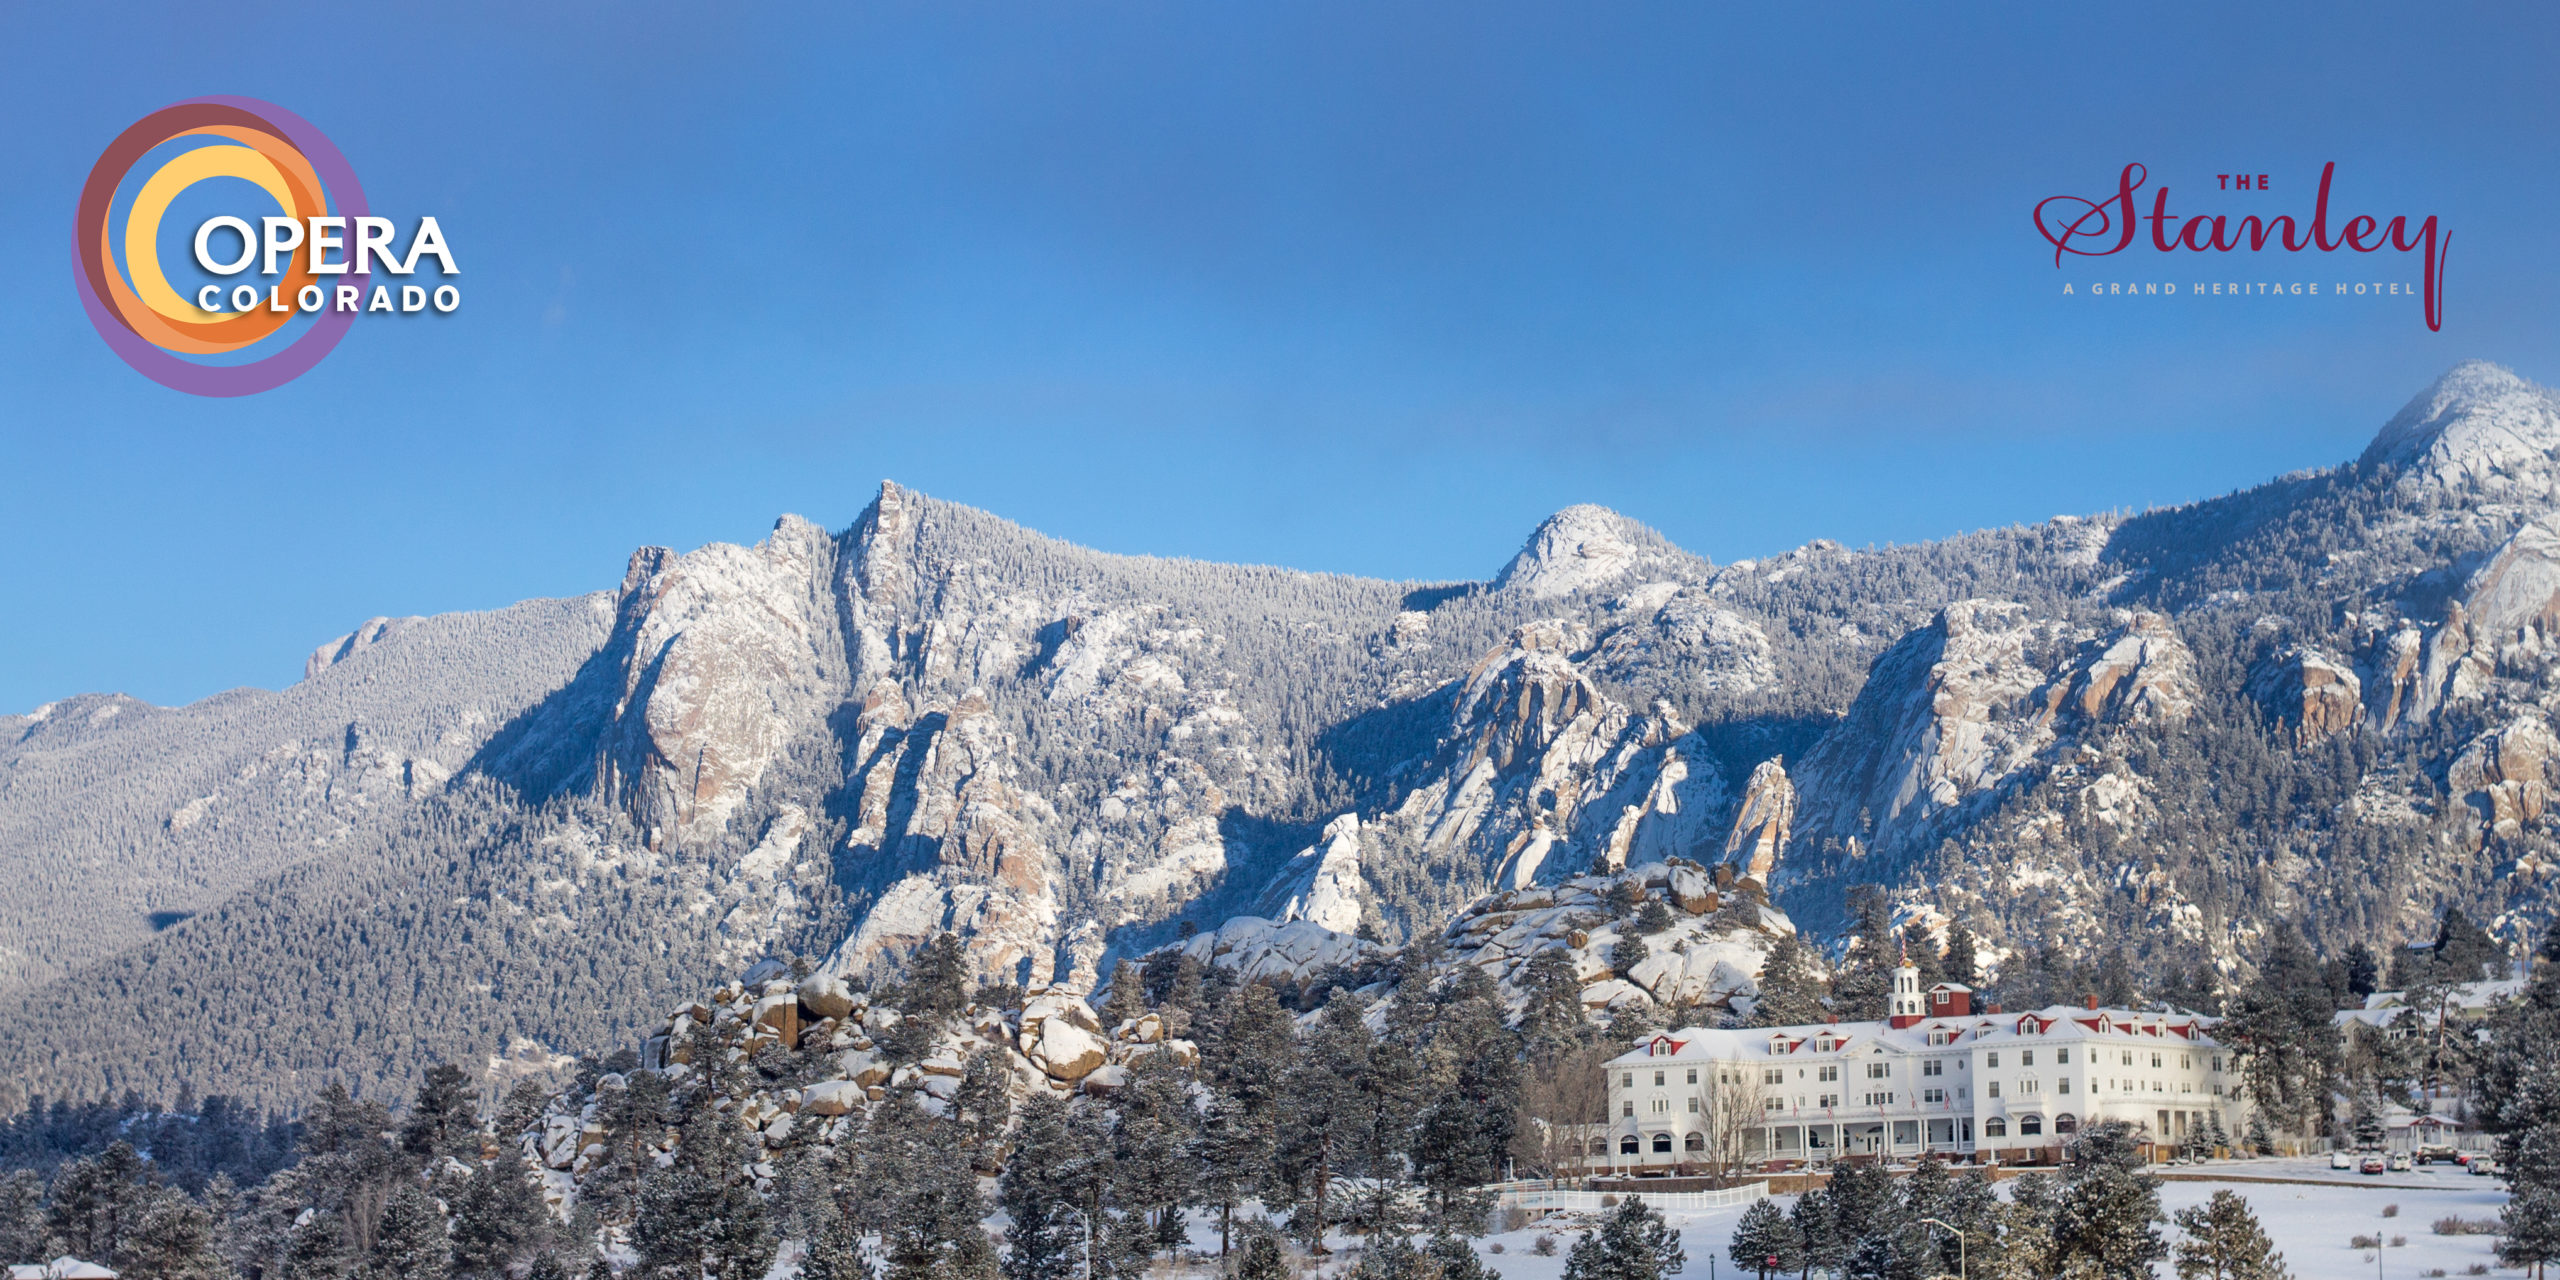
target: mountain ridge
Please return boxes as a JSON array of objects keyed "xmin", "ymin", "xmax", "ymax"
[{"xmin": 5, "ymin": 361, "xmax": 2557, "ymax": 1111}]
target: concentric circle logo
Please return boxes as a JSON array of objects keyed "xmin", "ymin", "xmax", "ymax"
[{"xmin": 74, "ymin": 97, "xmax": 371, "ymax": 397}]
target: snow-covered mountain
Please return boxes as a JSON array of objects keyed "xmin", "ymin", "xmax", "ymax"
[{"xmin": 6, "ymin": 361, "xmax": 2559, "ymax": 1110}]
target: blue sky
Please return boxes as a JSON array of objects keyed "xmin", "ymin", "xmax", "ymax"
[{"xmin": 5, "ymin": 3, "xmax": 2560, "ymax": 711}]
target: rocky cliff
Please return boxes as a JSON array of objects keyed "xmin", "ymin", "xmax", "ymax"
[{"xmin": 8, "ymin": 362, "xmax": 2560, "ymax": 1110}]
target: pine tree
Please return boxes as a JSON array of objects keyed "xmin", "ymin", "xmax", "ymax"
[
  {"xmin": 1354, "ymin": 1235, "xmax": 1433, "ymax": 1280},
  {"xmin": 1942, "ymin": 921, "xmax": 1980, "ymax": 989},
  {"xmin": 2349, "ymin": 1086, "xmax": 2385, "ymax": 1149},
  {"xmin": 2344, "ymin": 944, "xmax": 2381, "ymax": 999},
  {"xmin": 1427, "ymin": 1232, "xmax": 1498, "ymax": 1280},
  {"xmin": 0, "ymin": 1170, "xmax": 46, "ymax": 1270},
  {"xmin": 1609, "ymin": 935, "xmax": 1651, "ymax": 981},
  {"xmin": 1727, "ymin": 1200, "xmax": 1803, "ymax": 1280},
  {"xmin": 1111, "ymin": 1056, "xmax": 1199, "ymax": 1260},
  {"xmin": 1518, "ymin": 949, "xmax": 1589, "ymax": 1052},
  {"xmin": 1275, "ymin": 995, "xmax": 1372, "ymax": 1249},
  {"xmin": 399, "ymin": 1062, "xmax": 480, "ymax": 1162},
  {"xmin": 2170, "ymin": 1190, "xmax": 2288, "ymax": 1280},
  {"xmin": 1234, "ymin": 1220, "xmax": 1290, "ymax": 1280},
  {"xmin": 1747, "ymin": 934, "xmax": 1827, "ymax": 1029},
  {"xmin": 450, "ymin": 1156, "xmax": 554, "ymax": 1279},
  {"xmin": 1193, "ymin": 1091, "xmax": 1268, "ymax": 1256},
  {"xmin": 47, "ymin": 1140, "xmax": 154, "ymax": 1265},
  {"xmin": 2052, "ymin": 1121, "xmax": 2166, "ymax": 1280},
  {"xmin": 284, "ymin": 1210, "xmax": 353, "ymax": 1280},
  {"xmin": 1635, "ymin": 898, "xmax": 1675, "ymax": 936},
  {"xmin": 362, "ymin": 1182, "xmax": 453, "ymax": 1280},
  {"xmin": 1561, "ymin": 1197, "xmax": 1684, "ymax": 1280},
  {"xmin": 1102, "ymin": 960, "xmax": 1148, "ymax": 1028},
  {"xmin": 2500, "ymin": 1186, "xmax": 2560, "ymax": 1280},
  {"xmin": 798, "ymin": 1213, "xmax": 867, "ymax": 1280},
  {"xmin": 1001, "ymin": 1095, "xmax": 1082, "ymax": 1280},
  {"xmin": 115, "ymin": 1188, "xmax": 229, "ymax": 1280},
  {"xmin": 905, "ymin": 933, "xmax": 973, "ymax": 1019},
  {"xmin": 523, "ymin": 1253, "xmax": 572, "ymax": 1280},
  {"xmin": 1789, "ymin": 1188, "xmax": 1845, "ymax": 1280},
  {"xmin": 2244, "ymin": 1115, "xmax": 2273, "ymax": 1158},
  {"xmin": 952, "ymin": 1048, "xmax": 1014, "ymax": 1171}
]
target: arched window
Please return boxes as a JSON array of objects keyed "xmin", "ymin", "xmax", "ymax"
[
  {"xmin": 2020, "ymin": 1115, "xmax": 2044, "ymax": 1137},
  {"xmin": 1984, "ymin": 1117, "xmax": 2008, "ymax": 1138},
  {"xmin": 1684, "ymin": 1132, "xmax": 1706, "ymax": 1152},
  {"xmin": 1651, "ymin": 1133, "xmax": 1673, "ymax": 1154},
  {"xmin": 2055, "ymin": 1114, "xmax": 2079, "ymax": 1134},
  {"xmin": 1620, "ymin": 1136, "xmax": 1640, "ymax": 1155}
]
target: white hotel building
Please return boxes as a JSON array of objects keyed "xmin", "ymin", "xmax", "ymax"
[{"xmin": 1602, "ymin": 961, "xmax": 2247, "ymax": 1169}]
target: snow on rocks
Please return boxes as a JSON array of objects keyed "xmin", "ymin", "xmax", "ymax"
[
  {"xmin": 1174, "ymin": 916, "xmax": 1382, "ymax": 982},
  {"xmin": 1024, "ymin": 1014, "xmax": 1108, "ymax": 1081}
]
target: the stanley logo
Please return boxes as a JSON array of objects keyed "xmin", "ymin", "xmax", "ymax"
[
  {"xmin": 2035, "ymin": 163, "xmax": 2447, "ymax": 331},
  {"xmin": 73, "ymin": 96, "xmax": 459, "ymax": 397}
]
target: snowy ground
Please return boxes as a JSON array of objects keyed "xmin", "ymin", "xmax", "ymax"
[{"xmin": 1223, "ymin": 1166, "xmax": 2517, "ymax": 1280}]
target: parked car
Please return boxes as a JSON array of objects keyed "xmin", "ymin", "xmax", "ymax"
[
  {"xmin": 2330, "ymin": 1150, "xmax": 2356, "ymax": 1170},
  {"xmin": 2360, "ymin": 1155, "xmax": 2387, "ymax": 1175},
  {"xmin": 2387, "ymin": 1153, "xmax": 2412, "ymax": 1172},
  {"xmin": 2472, "ymin": 1158, "xmax": 2502, "ymax": 1177}
]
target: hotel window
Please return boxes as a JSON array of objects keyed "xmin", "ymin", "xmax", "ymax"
[
  {"xmin": 2150, "ymin": 1053, "xmax": 2162, "ymax": 1068},
  {"xmin": 1654, "ymin": 1071, "xmax": 1665, "ymax": 1087},
  {"xmin": 1866, "ymin": 1062, "xmax": 1890, "ymax": 1080},
  {"xmin": 1622, "ymin": 1073, "xmax": 1633, "ymax": 1087},
  {"xmin": 2021, "ymin": 1078, "xmax": 2039, "ymax": 1095},
  {"xmin": 1687, "ymin": 1069, "xmax": 1698, "ymax": 1084},
  {"xmin": 2211, "ymin": 1056, "xmax": 2224, "ymax": 1072},
  {"xmin": 1987, "ymin": 1052, "xmax": 2001, "ymax": 1068},
  {"xmin": 2180, "ymin": 1055, "xmax": 2191, "ymax": 1070},
  {"xmin": 1687, "ymin": 1097, "xmax": 1699, "ymax": 1113},
  {"xmin": 1922, "ymin": 1087, "xmax": 1946, "ymax": 1104},
  {"xmin": 2122, "ymin": 1051, "xmax": 2134, "ymax": 1066},
  {"xmin": 1652, "ymin": 1099, "xmax": 1668, "ymax": 1113},
  {"xmin": 1622, "ymin": 1102, "xmax": 1634, "ymax": 1117},
  {"xmin": 1987, "ymin": 1081, "xmax": 2001, "ymax": 1099},
  {"xmin": 1818, "ymin": 1093, "xmax": 1839, "ymax": 1108},
  {"xmin": 1765, "ymin": 1098, "xmax": 1786, "ymax": 1113},
  {"xmin": 2057, "ymin": 1048, "xmax": 2071, "ymax": 1064},
  {"xmin": 1819, "ymin": 1065, "xmax": 1840, "ymax": 1082},
  {"xmin": 2021, "ymin": 1050, "xmax": 2035, "ymax": 1067},
  {"xmin": 1923, "ymin": 1060, "xmax": 1944, "ymax": 1077},
  {"xmin": 1764, "ymin": 1069, "xmax": 1784, "ymax": 1085},
  {"xmin": 2059, "ymin": 1078, "xmax": 2071, "ymax": 1094}
]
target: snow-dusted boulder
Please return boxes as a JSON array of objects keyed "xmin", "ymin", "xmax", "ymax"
[
  {"xmin": 798, "ymin": 973, "xmax": 855, "ymax": 1020},
  {"xmin": 1021, "ymin": 992, "xmax": 1101, "ymax": 1035},
  {"xmin": 1027, "ymin": 1015, "xmax": 1107, "ymax": 1081}
]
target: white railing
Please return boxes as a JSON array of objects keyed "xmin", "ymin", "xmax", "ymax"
[{"xmin": 1492, "ymin": 1181, "xmax": 1770, "ymax": 1213}]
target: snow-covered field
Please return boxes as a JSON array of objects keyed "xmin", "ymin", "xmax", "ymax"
[{"xmin": 1261, "ymin": 1164, "xmax": 2518, "ymax": 1280}]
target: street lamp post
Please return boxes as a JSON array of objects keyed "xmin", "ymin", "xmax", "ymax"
[{"xmin": 1918, "ymin": 1216, "xmax": 1966, "ymax": 1280}]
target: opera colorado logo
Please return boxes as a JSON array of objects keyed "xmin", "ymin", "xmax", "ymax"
[{"xmin": 73, "ymin": 96, "xmax": 458, "ymax": 396}]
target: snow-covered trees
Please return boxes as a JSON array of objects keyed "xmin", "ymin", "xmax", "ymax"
[
  {"xmin": 1744, "ymin": 934, "xmax": 1825, "ymax": 1029},
  {"xmin": 1562, "ymin": 1196, "xmax": 1685, "ymax": 1280},
  {"xmin": 1727, "ymin": 1200, "xmax": 1803, "ymax": 1280},
  {"xmin": 2170, "ymin": 1190, "xmax": 2289, "ymax": 1280},
  {"xmin": 2052, "ymin": 1121, "xmax": 2167, "ymax": 1280},
  {"xmin": 2482, "ymin": 933, "xmax": 2560, "ymax": 1277}
]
